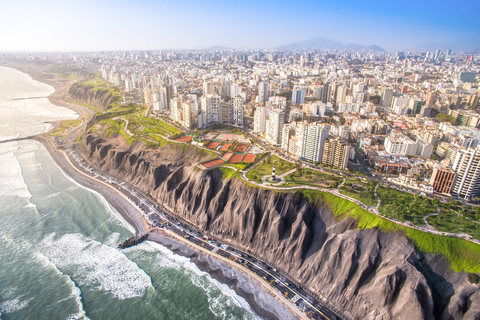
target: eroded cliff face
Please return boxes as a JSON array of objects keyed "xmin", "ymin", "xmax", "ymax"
[
  {"xmin": 80, "ymin": 134, "xmax": 480, "ymax": 320},
  {"xmin": 68, "ymin": 84, "xmax": 116, "ymax": 110}
]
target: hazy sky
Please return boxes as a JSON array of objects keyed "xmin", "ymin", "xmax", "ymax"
[{"xmin": 0, "ymin": 0, "xmax": 479, "ymax": 52}]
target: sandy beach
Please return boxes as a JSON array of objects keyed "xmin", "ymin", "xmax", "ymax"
[{"xmin": 0, "ymin": 60, "xmax": 305, "ymax": 320}]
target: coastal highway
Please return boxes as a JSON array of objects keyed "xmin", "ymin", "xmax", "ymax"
[{"xmin": 64, "ymin": 147, "xmax": 343, "ymax": 320}]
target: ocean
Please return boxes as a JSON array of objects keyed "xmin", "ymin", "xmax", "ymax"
[{"xmin": 0, "ymin": 66, "xmax": 266, "ymax": 320}]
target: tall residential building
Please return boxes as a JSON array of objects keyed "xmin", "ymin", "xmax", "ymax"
[
  {"xmin": 253, "ymin": 107, "xmax": 268, "ymax": 134},
  {"xmin": 380, "ymin": 87, "xmax": 394, "ymax": 107},
  {"xmin": 335, "ymin": 85, "xmax": 347, "ymax": 103},
  {"xmin": 430, "ymin": 165, "xmax": 456, "ymax": 194},
  {"xmin": 322, "ymin": 82, "xmax": 333, "ymax": 103},
  {"xmin": 153, "ymin": 90, "xmax": 168, "ymax": 111},
  {"xmin": 266, "ymin": 109, "xmax": 285, "ymax": 146},
  {"xmin": 170, "ymin": 97, "xmax": 182, "ymax": 123},
  {"xmin": 301, "ymin": 123, "xmax": 330, "ymax": 163},
  {"xmin": 322, "ymin": 137, "xmax": 351, "ymax": 170},
  {"xmin": 451, "ymin": 147, "xmax": 480, "ymax": 200},
  {"xmin": 292, "ymin": 87, "xmax": 305, "ymax": 104},
  {"xmin": 182, "ymin": 101, "xmax": 193, "ymax": 129},
  {"xmin": 426, "ymin": 91, "xmax": 439, "ymax": 107},
  {"xmin": 294, "ymin": 122, "xmax": 307, "ymax": 158},
  {"xmin": 201, "ymin": 94, "xmax": 220, "ymax": 126},
  {"xmin": 281, "ymin": 124, "xmax": 296, "ymax": 152},
  {"xmin": 220, "ymin": 103, "xmax": 230, "ymax": 124},
  {"xmin": 230, "ymin": 97, "xmax": 244, "ymax": 126},
  {"xmin": 258, "ymin": 81, "xmax": 269, "ymax": 103}
]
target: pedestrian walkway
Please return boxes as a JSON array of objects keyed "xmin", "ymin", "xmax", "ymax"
[{"xmin": 259, "ymin": 167, "xmax": 298, "ymax": 186}]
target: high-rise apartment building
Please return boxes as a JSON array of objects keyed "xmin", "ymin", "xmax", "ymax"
[
  {"xmin": 292, "ymin": 87, "xmax": 305, "ymax": 104},
  {"xmin": 281, "ymin": 124, "xmax": 296, "ymax": 152},
  {"xmin": 258, "ymin": 81, "xmax": 269, "ymax": 103},
  {"xmin": 266, "ymin": 109, "xmax": 285, "ymax": 146},
  {"xmin": 170, "ymin": 97, "xmax": 182, "ymax": 123},
  {"xmin": 220, "ymin": 103, "xmax": 230, "ymax": 124},
  {"xmin": 451, "ymin": 147, "xmax": 480, "ymax": 200},
  {"xmin": 430, "ymin": 165, "xmax": 456, "ymax": 194},
  {"xmin": 426, "ymin": 91, "xmax": 439, "ymax": 107},
  {"xmin": 183, "ymin": 101, "xmax": 192, "ymax": 129},
  {"xmin": 380, "ymin": 87, "xmax": 394, "ymax": 107},
  {"xmin": 322, "ymin": 137, "xmax": 351, "ymax": 170},
  {"xmin": 229, "ymin": 97, "xmax": 244, "ymax": 126},
  {"xmin": 201, "ymin": 94, "xmax": 220, "ymax": 126},
  {"xmin": 301, "ymin": 124, "xmax": 330, "ymax": 163},
  {"xmin": 254, "ymin": 107, "xmax": 268, "ymax": 134}
]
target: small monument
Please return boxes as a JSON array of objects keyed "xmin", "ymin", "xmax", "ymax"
[{"xmin": 271, "ymin": 163, "xmax": 277, "ymax": 181}]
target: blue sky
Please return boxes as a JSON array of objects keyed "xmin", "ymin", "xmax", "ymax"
[{"xmin": 0, "ymin": 0, "xmax": 478, "ymax": 52}]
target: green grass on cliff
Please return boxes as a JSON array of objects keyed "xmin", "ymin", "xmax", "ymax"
[
  {"xmin": 376, "ymin": 186, "xmax": 438, "ymax": 227},
  {"xmin": 219, "ymin": 167, "xmax": 242, "ymax": 180},
  {"xmin": 302, "ymin": 189, "xmax": 480, "ymax": 273},
  {"xmin": 80, "ymin": 76, "xmax": 122, "ymax": 97},
  {"xmin": 48, "ymin": 119, "xmax": 83, "ymax": 137}
]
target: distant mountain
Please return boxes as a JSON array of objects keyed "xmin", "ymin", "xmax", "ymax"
[
  {"xmin": 366, "ymin": 45, "xmax": 385, "ymax": 52},
  {"xmin": 276, "ymin": 36, "xmax": 343, "ymax": 50},
  {"xmin": 344, "ymin": 43, "xmax": 365, "ymax": 51},
  {"xmin": 275, "ymin": 36, "xmax": 385, "ymax": 52}
]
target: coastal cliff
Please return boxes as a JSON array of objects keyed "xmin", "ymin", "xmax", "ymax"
[
  {"xmin": 79, "ymin": 133, "xmax": 480, "ymax": 320},
  {"xmin": 68, "ymin": 83, "xmax": 117, "ymax": 111}
]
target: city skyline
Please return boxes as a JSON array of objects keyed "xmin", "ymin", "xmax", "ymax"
[{"xmin": 1, "ymin": 0, "xmax": 479, "ymax": 52}]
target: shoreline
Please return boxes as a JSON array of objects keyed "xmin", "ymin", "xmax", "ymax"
[{"xmin": 0, "ymin": 62, "xmax": 304, "ymax": 320}]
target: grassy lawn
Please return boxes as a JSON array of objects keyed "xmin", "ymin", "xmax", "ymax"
[
  {"xmin": 155, "ymin": 118, "xmax": 182, "ymax": 135},
  {"xmin": 376, "ymin": 186, "xmax": 438, "ymax": 227},
  {"xmin": 283, "ymin": 168, "xmax": 343, "ymax": 188},
  {"xmin": 58, "ymin": 72, "xmax": 77, "ymax": 81},
  {"xmin": 219, "ymin": 167, "xmax": 242, "ymax": 180},
  {"xmin": 222, "ymin": 163, "xmax": 249, "ymax": 170},
  {"xmin": 303, "ymin": 189, "xmax": 480, "ymax": 273},
  {"xmin": 49, "ymin": 119, "xmax": 82, "ymax": 136},
  {"xmin": 103, "ymin": 119, "xmax": 130, "ymax": 140},
  {"xmin": 428, "ymin": 209, "xmax": 480, "ymax": 241},
  {"xmin": 246, "ymin": 155, "xmax": 298, "ymax": 184},
  {"xmin": 339, "ymin": 180, "xmax": 377, "ymax": 207}
]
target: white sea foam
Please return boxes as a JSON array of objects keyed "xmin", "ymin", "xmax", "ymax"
[
  {"xmin": 0, "ymin": 298, "xmax": 31, "ymax": 315},
  {"xmin": 104, "ymin": 233, "xmax": 121, "ymax": 248},
  {"xmin": 34, "ymin": 252, "xmax": 90, "ymax": 320},
  {"xmin": 136, "ymin": 241, "xmax": 257, "ymax": 319},
  {"xmin": 0, "ymin": 142, "xmax": 32, "ymax": 198},
  {"xmin": 38, "ymin": 233, "xmax": 152, "ymax": 300}
]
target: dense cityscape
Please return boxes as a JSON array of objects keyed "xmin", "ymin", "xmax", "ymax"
[{"xmin": 13, "ymin": 48, "xmax": 479, "ymax": 201}]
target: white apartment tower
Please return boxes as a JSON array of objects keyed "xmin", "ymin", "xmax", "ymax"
[
  {"xmin": 254, "ymin": 107, "xmax": 268, "ymax": 134},
  {"xmin": 302, "ymin": 123, "xmax": 330, "ymax": 162},
  {"xmin": 183, "ymin": 101, "xmax": 193, "ymax": 129},
  {"xmin": 266, "ymin": 109, "xmax": 285, "ymax": 146},
  {"xmin": 170, "ymin": 98, "xmax": 182, "ymax": 122},
  {"xmin": 258, "ymin": 81, "xmax": 269, "ymax": 103},
  {"xmin": 230, "ymin": 97, "xmax": 244, "ymax": 126},
  {"xmin": 201, "ymin": 94, "xmax": 221, "ymax": 126},
  {"xmin": 451, "ymin": 147, "xmax": 480, "ymax": 200}
]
